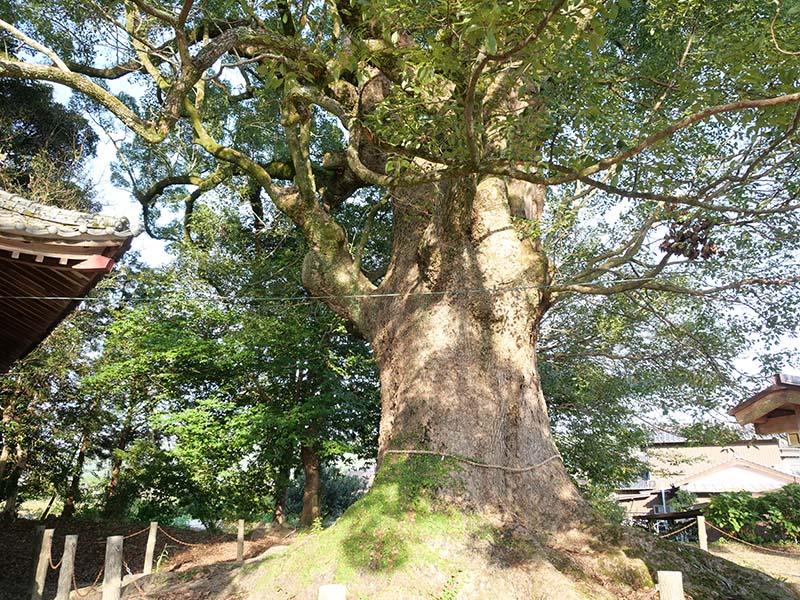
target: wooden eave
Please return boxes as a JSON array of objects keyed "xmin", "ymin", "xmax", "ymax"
[
  {"xmin": 729, "ymin": 375, "xmax": 800, "ymax": 434},
  {"xmin": 0, "ymin": 190, "xmax": 137, "ymax": 372}
]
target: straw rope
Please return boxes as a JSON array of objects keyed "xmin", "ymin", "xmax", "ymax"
[
  {"xmin": 384, "ymin": 449, "xmax": 563, "ymax": 473},
  {"xmin": 124, "ymin": 526, "xmax": 152, "ymax": 540},
  {"xmin": 156, "ymin": 525, "xmax": 207, "ymax": 547},
  {"xmin": 48, "ymin": 544, "xmax": 63, "ymax": 570}
]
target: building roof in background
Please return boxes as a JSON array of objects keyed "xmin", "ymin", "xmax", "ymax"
[
  {"xmin": 675, "ymin": 457, "xmax": 798, "ymax": 493},
  {"xmin": 0, "ymin": 190, "xmax": 137, "ymax": 372},
  {"xmin": 650, "ymin": 430, "xmax": 687, "ymax": 444},
  {"xmin": 729, "ymin": 374, "xmax": 800, "ymax": 435}
]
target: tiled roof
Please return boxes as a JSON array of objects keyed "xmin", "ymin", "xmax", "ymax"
[
  {"xmin": 0, "ymin": 189, "xmax": 138, "ymax": 240},
  {"xmin": 0, "ymin": 190, "xmax": 137, "ymax": 372}
]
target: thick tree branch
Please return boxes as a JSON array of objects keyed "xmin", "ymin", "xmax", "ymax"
[
  {"xmin": 0, "ymin": 59, "xmax": 169, "ymax": 142},
  {"xmin": 0, "ymin": 17, "xmax": 71, "ymax": 72},
  {"xmin": 464, "ymin": 0, "xmax": 567, "ymax": 165},
  {"xmin": 550, "ymin": 92, "xmax": 800, "ymax": 183},
  {"xmin": 182, "ymin": 99, "xmax": 376, "ymax": 328}
]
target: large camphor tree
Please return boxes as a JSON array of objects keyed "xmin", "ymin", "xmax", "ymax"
[{"xmin": 3, "ymin": 0, "xmax": 800, "ymax": 597}]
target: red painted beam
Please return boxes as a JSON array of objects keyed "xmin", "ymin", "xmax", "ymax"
[{"xmin": 72, "ymin": 255, "xmax": 115, "ymax": 273}]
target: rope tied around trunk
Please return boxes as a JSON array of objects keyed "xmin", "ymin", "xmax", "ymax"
[{"xmin": 384, "ymin": 449, "xmax": 563, "ymax": 473}]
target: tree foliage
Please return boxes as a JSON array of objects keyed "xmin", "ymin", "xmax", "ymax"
[{"xmin": 706, "ymin": 484, "xmax": 800, "ymax": 544}]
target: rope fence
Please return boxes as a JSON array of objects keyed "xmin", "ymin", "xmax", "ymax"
[
  {"xmin": 124, "ymin": 526, "xmax": 152, "ymax": 540},
  {"xmin": 653, "ymin": 514, "xmax": 800, "ymax": 557},
  {"xmin": 705, "ymin": 521, "xmax": 800, "ymax": 557},
  {"xmin": 658, "ymin": 521, "xmax": 696, "ymax": 539},
  {"xmin": 48, "ymin": 543, "xmax": 63, "ymax": 570},
  {"xmin": 72, "ymin": 567, "xmax": 104, "ymax": 598},
  {"xmin": 31, "ymin": 518, "xmax": 284, "ymax": 598},
  {"xmin": 157, "ymin": 525, "xmax": 215, "ymax": 547}
]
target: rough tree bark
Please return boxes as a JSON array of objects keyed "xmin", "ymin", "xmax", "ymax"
[
  {"xmin": 104, "ymin": 411, "xmax": 133, "ymax": 518},
  {"xmin": 2, "ymin": 444, "xmax": 26, "ymax": 516},
  {"xmin": 299, "ymin": 444, "xmax": 321, "ymax": 527},
  {"xmin": 301, "ymin": 174, "xmax": 589, "ymax": 532},
  {"xmin": 62, "ymin": 432, "xmax": 89, "ymax": 519}
]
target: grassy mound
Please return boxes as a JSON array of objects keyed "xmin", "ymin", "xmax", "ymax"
[{"xmin": 221, "ymin": 456, "xmax": 797, "ymax": 599}]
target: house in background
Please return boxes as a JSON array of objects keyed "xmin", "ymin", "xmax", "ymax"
[
  {"xmin": 615, "ymin": 430, "xmax": 800, "ymax": 518},
  {"xmin": 0, "ymin": 190, "xmax": 137, "ymax": 371}
]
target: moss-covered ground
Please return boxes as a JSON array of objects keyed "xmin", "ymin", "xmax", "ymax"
[{"xmin": 137, "ymin": 455, "xmax": 800, "ymax": 599}]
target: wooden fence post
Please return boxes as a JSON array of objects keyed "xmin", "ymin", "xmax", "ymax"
[
  {"xmin": 56, "ymin": 534, "xmax": 78, "ymax": 600},
  {"xmin": 237, "ymin": 519, "xmax": 245, "ymax": 563},
  {"xmin": 144, "ymin": 522, "xmax": 158, "ymax": 575},
  {"xmin": 30, "ymin": 527, "xmax": 54, "ymax": 600},
  {"xmin": 101, "ymin": 535, "xmax": 123, "ymax": 600},
  {"xmin": 319, "ymin": 584, "xmax": 347, "ymax": 600},
  {"xmin": 657, "ymin": 571, "xmax": 684, "ymax": 600},
  {"xmin": 697, "ymin": 515, "xmax": 708, "ymax": 551}
]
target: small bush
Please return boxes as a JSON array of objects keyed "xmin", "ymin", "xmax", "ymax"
[
  {"xmin": 705, "ymin": 483, "xmax": 800, "ymax": 543},
  {"xmin": 667, "ymin": 489, "xmax": 697, "ymax": 513}
]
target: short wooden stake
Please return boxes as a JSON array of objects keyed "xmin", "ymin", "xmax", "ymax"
[
  {"xmin": 657, "ymin": 571, "xmax": 684, "ymax": 600},
  {"xmin": 30, "ymin": 527, "xmax": 54, "ymax": 600},
  {"xmin": 319, "ymin": 583, "xmax": 347, "ymax": 600},
  {"xmin": 101, "ymin": 535, "xmax": 123, "ymax": 600},
  {"xmin": 143, "ymin": 521, "xmax": 158, "ymax": 574},
  {"xmin": 56, "ymin": 535, "xmax": 78, "ymax": 600},
  {"xmin": 237, "ymin": 519, "xmax": 245, "ymax": 562},
  {"xmin": 697, "ymin": 515, "xmax": 708, "ymax": 551}
]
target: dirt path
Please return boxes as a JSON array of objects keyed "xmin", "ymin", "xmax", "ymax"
[{"xmin": 0, "ymin": 517, "xmax": 293, "ymax": 600}]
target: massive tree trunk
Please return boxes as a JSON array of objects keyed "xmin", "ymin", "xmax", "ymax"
[{"xmin": 307, "ymin": 175, "xmax": 589, "ymax": 532}]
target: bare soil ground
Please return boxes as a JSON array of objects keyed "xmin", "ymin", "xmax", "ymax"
[{"xmin": 0, "ymin": 517, "xmax": 294, "ymax": 600}]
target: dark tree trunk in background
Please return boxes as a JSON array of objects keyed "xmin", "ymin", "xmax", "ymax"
[
  {"xmin": 273, "ymin": 463, "xmax": 290, "ymax": 525},
  {"xmin": 62, "ymin": 433, "xmax": 89, "ymax": 519},
  {"xmin": 2, "ymin": 445, "xmax": 26, "ymax": 516},
  {"xmin": 299, "ymin": 444, "xmax": 321, "ymax": 527},
  {"xmin": 104, "ymin": 421, "xmax": 132, "ymax": 518}
]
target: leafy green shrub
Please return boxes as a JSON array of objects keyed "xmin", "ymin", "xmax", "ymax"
[
  {"xmin": 667, "ymin": 489, "xmax": 698, "ymax": 513},
  {"xmin": 580, "ymin": 483, "xmax": 626, "ymax": 524},
  {"xmin": 706, "ymin": 484, "xmax": 800, "ymax": 543},
  {"xmin": 758, "ymin": 483, "xmax": 800, "ymax": 543},
  {"xmin": 705, "ymin": 491, "xmax": 759, "ymax": 538}
]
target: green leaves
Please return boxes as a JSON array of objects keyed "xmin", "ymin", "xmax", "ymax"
[{"xmin": 485, "ymin": 26, "xmax": 497, "ymax": 55}]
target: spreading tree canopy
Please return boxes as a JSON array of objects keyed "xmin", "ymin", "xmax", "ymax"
[{"xmin": 2, "ymin": 0, "xmax": 800, "ymax": 595}]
